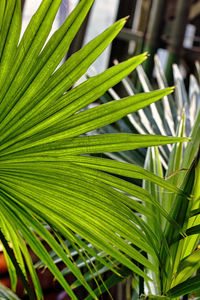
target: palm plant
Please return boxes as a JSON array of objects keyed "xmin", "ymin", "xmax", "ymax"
[
  {"xmin": 0, "ymin": 0, "xmax": 193, "ymax": 299},
  {"xmin": 98, "ymin": 57, "xmax": 199, "ymax": 168},
  {"xmin": 96, "ymin": 56, "xmax": 200, "ymax": 298}
]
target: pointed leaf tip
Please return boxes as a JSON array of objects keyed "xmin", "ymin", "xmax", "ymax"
[
  {"xmin": 124, "ymin": 15, "xmax": 130, "ymax": 22},
  {"xmin": 163, "ymin": 86, "xmax": 176, "ymax": 96},
  {"xmin": 144, "ymin": 52, "xmax": 150, "ymax": 58},
  {"xmin": 171, "ymin": 86, "xmax": 176, "ymax": 91}
]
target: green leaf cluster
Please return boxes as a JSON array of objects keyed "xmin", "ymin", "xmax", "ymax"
[
  {"xmin": 0, "ymin": 0, "xmax": 193, "ymax": 299},
  {"xmin": 98, "ymin": 55, "xmax": 200, "ymax": 298}
]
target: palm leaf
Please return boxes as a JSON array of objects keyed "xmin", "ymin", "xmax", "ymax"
[
  {"xmin": 0, "ymin": 0, "xmax": 188, "ymax": 299},
  {"xmin": 93, "ymin": 53, "xmax": 200, "ymax": 298},
  {"xmin": 167, "ymin": 274, "xmax": 200, "ymax": 298}
]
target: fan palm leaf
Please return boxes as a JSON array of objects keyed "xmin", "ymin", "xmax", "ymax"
[
  {"xmin": 94, "ymin": 52, "xmax": 200, "ymax": 298},
  {"xmin": 0, "ymin": 0, "xmax": 187, "ymax": 299}
]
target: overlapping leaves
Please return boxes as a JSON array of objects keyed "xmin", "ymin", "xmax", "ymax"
[
  {"xmin": 98, "ymin": 55, "xmax": 200, "ymax": 298},
  {"xmin": 0, "ymin": 0, "xmax": 188, "ymax": 299}
]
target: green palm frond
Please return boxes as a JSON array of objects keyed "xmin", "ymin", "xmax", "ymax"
[
  {"xmin": 0, "ymin": 1, "xmax": 190, "ymax": 299},
  {"xmin": 98, "ymin": 55, "xmax": 200, "ymax": 169},
  {"xmin": 96, "ymin": 54, "xmax": 200, "ymax": 298}
]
